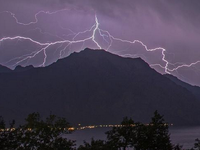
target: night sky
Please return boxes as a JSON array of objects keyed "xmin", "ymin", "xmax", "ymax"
[{"xmin": 0, "ymin": 0, "xmax": 200, "ymax": 86}]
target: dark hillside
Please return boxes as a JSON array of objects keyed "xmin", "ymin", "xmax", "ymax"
[{"xmin": 0, "ymin": 48, "xmax": 200, "ymax": 126}]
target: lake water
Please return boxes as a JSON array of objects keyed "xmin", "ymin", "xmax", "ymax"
[
  {"xmin": 65, "ymin": 126, "xmax": 200, "ymax": 149},
  {"xmin": 170, "ymin": 126, "xmax": 200, "ymax": 149}
]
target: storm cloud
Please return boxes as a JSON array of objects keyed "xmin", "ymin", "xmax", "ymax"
[{"xmin": 0, "ymin": 0, "xmax": 200, "ymax": 86}]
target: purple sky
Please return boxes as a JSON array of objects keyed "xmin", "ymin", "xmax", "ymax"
[{"xmin": 0, "ymin": 0, "xmax": 200, "ymax": 86}]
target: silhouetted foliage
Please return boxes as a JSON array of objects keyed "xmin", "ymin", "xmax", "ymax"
[
  {"xmin": 105, "ymin": 111, "xmax": 173, "ymax": 150},
  {"xmin": 0, "ymin": 112, "xmax": 75, "ymax": 150},
  {"xmin": 145, "ymin": 110, "xmax": 173, "ymax": 150},
  {"xmin": 194, "ymin": 138, "xmax": 200, "ymax": 150},
  {"xmin": 78, "ymin": 138, "xmax": 114, "ymax": 150},
  {"xmin": 1, "ymin": 110, "xmax": 200, "ymax": 150},
  {"xmin": 0, "ymin": 119, "xmax": 18, "ymax": 150},
  {"xmin": 106, "ymin": 117, "xmax": 136, "ymax": 150},
  {"xmin": 173, "ymin": 144, "xmax": 183, "ymax": 150},
  {"xmin": 0, "ymin": 116, "xmax": 5, "ymax": 129}
]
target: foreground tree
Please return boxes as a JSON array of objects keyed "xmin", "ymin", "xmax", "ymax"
[
  {"xmin": 106, "ymin": 117, "xmax": 136, "ymax": 150},
  {"xmin": 145, "ymin": 110, "xmax": 173, "ymax": 150},
  {"xmin": 0, "ymin": 119, "xmax": 18, "ymax": 149},
  {"xmin": 105, "ymin": 111, "xmax": 173, "ymax": 150},
  {"xmin": 78, "ymin": 138, "xmax": 114, "ymax": 150},
  {"xmin": 133, "ymin": 123, "xmax": 149, "ymax": 150},
  {"xmin": 173, "ymin": 144, "xmax": 183, "ymax": 150},
  {"xmin": 194, "ymin": 138, "xmax": 200, "ymax": 150},
  {"xmin": 0, "ymin": 116, "xmax": 5, "ymax": 129},
  {"xmin": 0, "ymin": 113, "xmax": 75, "ymax": 150}
]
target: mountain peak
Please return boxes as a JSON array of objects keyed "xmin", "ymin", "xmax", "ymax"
[
  {"xmin": 73, "ymin": 48, "xmax": 114, "ymax": 57},
  {"xmin": 53, "ymin": 48, "xmax": 151, "ymax": 74},
  {"xmin": 1, "ymin": 48, "xmax": 200, "ymax": 126}
]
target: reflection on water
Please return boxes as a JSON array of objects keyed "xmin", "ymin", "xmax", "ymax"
[{"xmin": 65, "ymin": 126, "xmax": 200, "ymax": 149}]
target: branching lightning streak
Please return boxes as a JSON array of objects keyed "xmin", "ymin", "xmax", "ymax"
[
  {"xmin": 4, "ymin": 50, "xmax": 39, "ymax": 65},
  {"xmin": 0, "ymin": 36, "xmax": 48, "ymax": 46},
  {"xmin": 1, "ymin": 9, "xmax": 69, "ymax": 26},
  {"xmin": 0, "ymin": 14, "xmax": 101, "ymax": 67},
  {"xmin": 0, "ymin": 9, "xmax": 200, "ymax": 74},
  {"xmin": 168, "ymin": 61, "xmax": 200, "ymax": 72},
  {"xmin": 99, "ymin": 29, "xmax": 170, "ymax": 73},
  {"xmin": 92, "ymin": 16, "xmax": 101, "ymax": 49}
]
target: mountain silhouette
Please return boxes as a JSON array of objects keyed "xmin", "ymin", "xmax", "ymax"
[
  {"xmin": 165, "ymin": 74, "xmax": 200, "ymax": 101},
  {"xmin": 0, "ymin": 48, "xmax": 200, "ymax": 126},
  {"xmin": 0, "ymin": 65, "xmax": 12, "ymax": 73}
]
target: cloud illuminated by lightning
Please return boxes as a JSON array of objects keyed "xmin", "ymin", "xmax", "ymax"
[{"xmin": 0, "ymin": 9, "xmax": 200, "ymax": 74}]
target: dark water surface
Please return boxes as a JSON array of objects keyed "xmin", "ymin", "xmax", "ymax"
[
  {"xmin": 65, "ymin": 126, "xmax": 200, "ymax": 149},
  {"xmin": 170, "ymin": 126, "xmax": 200, "ymax": 149}
]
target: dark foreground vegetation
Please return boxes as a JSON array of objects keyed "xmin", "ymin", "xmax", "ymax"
[
  {"xmin": 0, "ymin": 111, "xmax": 200, "ymax": 150},
  {"xmin": 0, "ymin": 113, "xmax": 75, "ymax": 150}
]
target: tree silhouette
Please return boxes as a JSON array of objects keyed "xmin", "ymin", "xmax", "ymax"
[
  {"xmin": 0, "ymin": 116, "xmax": 5, "ymax": 129},
  {"xmin": 145, "ymin": 110, "xmax": 173, "ymax": 150},
  {"xmin": 133, "ymin": 123, "xmax": 149, "ymax": 150},
  {"xmin": 106, "ymin": 117, "xmax": 136, "ymax": 150},
  {"xmin": 78, "ymin": 138, "xmax": 114, "ymax": 150},
  {"xmin": 0, "ymin": 118, "xmax": 18, "ymax": 150},
  {"xmin": 173, "ymin": 144, "xmax": 183, "ymax": 150},
  {"xmin": 0, "ymin": 112, "xmax": 75, "ymax": 150},
  {"xmin": 194, "ymin": 138, "xmax": 200, "ymax": 150},
  {"xmin": 105, "ymin": 111, "xmax": 173, "ymax": 150}
]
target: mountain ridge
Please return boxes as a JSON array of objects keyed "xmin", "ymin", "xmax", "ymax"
[
  {"xmin": 0, "ymin": 64, "xmax": 12, "ymax": 73},
  {"xmin": 165, "ymin": 74, "xmax": 200, "ymax": 100},
  {"xmin": 0, "ymin": 48, "xmax": 200, "ymax": 126}
]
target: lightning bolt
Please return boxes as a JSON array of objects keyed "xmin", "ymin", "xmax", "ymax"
[
  {"xmin": 98, "ymin": 30, "xmax": 170, "ymax": 73},
  {"xmin": 92, "ymin": 16, "xmax": 102, "ymax": 49},
  {"xmin": 1, "ymin": 9, "xmax": 69, "ymax": 26},
  {"xmin": 0, "ymin": 14, "xmax": 100, "ymax": 67},
  {"xmin": 168, "ymin": 61, "xmax": 200, "ymax": 72},
  {"xmin": 0, "ymin": 9, "xmax": 200, "ymax": 75}
]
